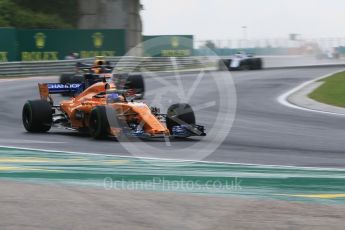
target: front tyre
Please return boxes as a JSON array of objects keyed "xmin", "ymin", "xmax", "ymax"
[
  {"xmin": 125, "ymin": 75, "xmax": 145, "ymax": 99},
  {"xmin": 166, "ymin": 103, "xmax": 196, "ymax": 134},
  {"xmin": 22, "ymin": 100, "xmax": 52, "ymax": 132},
  {"xmin": 89, "ymin": 106, "xmax": 110, "ymax": 139}
]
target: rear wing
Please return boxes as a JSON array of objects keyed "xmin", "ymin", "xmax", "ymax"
[
  {"xmin": 76, "ymin": 62, "xmax": 92, "ymax": 70},
  {"xmin": 76, "ymin": 62, "xmax": 113, "ymax": 73},
  {"xmin": 38, "ymin": 83, "xmax": 84, "ymax": 100}
]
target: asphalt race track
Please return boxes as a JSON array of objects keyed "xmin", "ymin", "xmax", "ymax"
[{"xmin": 1, "ymin": 67, "xmax": 345, "ymax": 167}]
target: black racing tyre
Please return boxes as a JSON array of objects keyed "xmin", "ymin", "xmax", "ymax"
[
  {"xmin": 89, "ymin": 106, "xmax": 117, "ymax": 139},
  {"xmin": 125, "ymin": 75, "xmax": 145, "ymax": 99},
  {"xmin": 22, "ymin": 100, "xmax": 52, "ymax": 133},
  {"xmin": 89, "ymin": 106, "xmax": 109, "ymax": 139},
  {"xmin": 257, "ymin": 58, "xmax": 263, "ymax": 69},
  {"xmin": 71, "ymin": 75, "xmax": 84, "ymax": 83},
  {"xmin": 253, "ymin": 58, "xmax": 263, "ymax": 70},
  {"xmin": 241, "ymin": 64, "xmax": 250, "ymax": 70},
  {"xmin": 59, "ymin": 73, "xmax": 74, "ymax": 84},
  {"xmin": 239, "ymin": 60, "xmax": 250, "ymax": 70},
  {"xmin": 166, "ymin": 103, "xmax": 196, "ymax": 133}
]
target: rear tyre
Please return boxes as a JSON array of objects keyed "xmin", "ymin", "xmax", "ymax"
[
  {"xmin": 59, "ymin": 73, "xmax": 74, "ymax": 84},
  {"xmin": 239, "ymin": 60, "xmax": 250, "ymax": 70},
  {"xmin": 125, "ymin": 75, "xmax": 145, "ymax": 99},
  {"xmin": 89, "ymin": 106, "xmax": 110, "ymax": 139},
  {"xmin": 256, "ymin": 58, "xmax": 263, "ymax": 70},
  {"xmin": 71, "ymin": 75, "xmax": 84, "ymax": 83},
  {"xmin": 22, "ymin": 100, "xmax": 52, "ymax": 132},
  {"xmin": 166, "ymin": 103, "xmax": 196, "ymax": 133},
  {"xmin": 251, "ymin": 58, "xmax": 263, "ymax": 70}
]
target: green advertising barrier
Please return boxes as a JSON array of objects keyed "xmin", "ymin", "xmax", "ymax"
[
  {"xmin": 143, "ymin": 35, "xmax": 193, "ymax": 57},
  {"xmin": 17, "ymin": 29, "xmax": 126, "ymax": 61},
  {"xmin": 0, "ymin": 28, "xmax": 17, "ymax": 62}
]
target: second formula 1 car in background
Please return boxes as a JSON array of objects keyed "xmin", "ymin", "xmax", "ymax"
[
  {"xmin": 218, "ymin": 51, "xmax": 263, "ymax": 71},
  {"xmin": 60, "ymin": 56, "xmax": 145, "ymax": 99}
]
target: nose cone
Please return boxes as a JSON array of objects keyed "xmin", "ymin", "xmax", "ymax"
[{"xmin": 131, "ymin": 103, "xmax": 170, "ymax": 136}]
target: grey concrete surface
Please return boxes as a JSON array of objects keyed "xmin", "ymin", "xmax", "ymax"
[
  {"xmin": 1, "ymin": 67, "xmax": 345, "ymax": 167},
  {"xmin": 1, "ymin": 180, "xmax": 345, "ymax": 230}
]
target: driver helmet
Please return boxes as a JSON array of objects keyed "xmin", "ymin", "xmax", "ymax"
[
  {"xmin": 107, "ymin": 93, "xmax": 121, "ymax": 103},
  {"xmin": 93, "ymin": 56, "xmax": 106, "ymax": 67}
]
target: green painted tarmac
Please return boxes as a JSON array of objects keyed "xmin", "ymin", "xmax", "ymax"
[{"xmin": 0, "ymin": 147, "xmax": 345, "ymax": 203}]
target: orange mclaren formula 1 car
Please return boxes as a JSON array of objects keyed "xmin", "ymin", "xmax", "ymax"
[{"xmin": 22, "ymin": 78, "xmax": 206, "ymax": 139}]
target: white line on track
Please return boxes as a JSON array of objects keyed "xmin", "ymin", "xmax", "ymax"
[
  {"xmin": 1, "ymin": 144, "xmax": 345, "ymax": 171},
  {"xmin": 277, "ymin": 69, "xmax": 345, "ymax": 116}
]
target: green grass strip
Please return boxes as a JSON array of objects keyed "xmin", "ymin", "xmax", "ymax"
[{"xmin": 309, "ymin": 71, "xmax": 345, "ymax": 107}]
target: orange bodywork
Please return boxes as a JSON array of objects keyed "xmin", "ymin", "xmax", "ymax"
[{"xmin": 40, "ymin": 82, "xmax": 170, "ymax": 137}]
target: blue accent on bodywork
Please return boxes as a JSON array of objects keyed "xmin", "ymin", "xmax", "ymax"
[
  {"xmin": 172, "ymin": 125, "xmax": 191, "ymax": 137},
  {"xmin": 107, "ymin": 93, "xmax": 120, "ymax": 103},
  {"xmin": 172, "ymin": 124, "xmax": 206, "ymax": 137},
  {"xmin": 123, "ymin": 127, "xmax": 145, "ymax": 137},
  {"xmin": 47, "ymin": 83, "xmax": 84, "ymax": 94}
]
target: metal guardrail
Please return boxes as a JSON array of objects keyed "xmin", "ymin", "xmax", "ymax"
[
  {"xmin": 1, "ymin": 55, "xmax": 345, "ymax": 77},
  {"xmin": 0, "ymin": 56, "xmax": 212, "ymax": 76}
]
